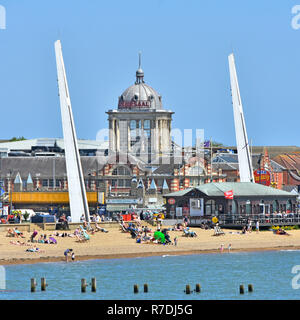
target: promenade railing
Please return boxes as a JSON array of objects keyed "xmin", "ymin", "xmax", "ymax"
[{"xmin": 216, "ymin": 213, "xmax": 300, "ymax": 227}]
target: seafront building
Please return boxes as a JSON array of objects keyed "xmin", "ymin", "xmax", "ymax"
[{"xmin": 163, "ymin": 182, "xmax": 298, "ymax": 219}]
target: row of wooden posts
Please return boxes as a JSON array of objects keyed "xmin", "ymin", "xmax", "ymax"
[
  {"xmin": 30, "ymin": 278, "xmax": 253, "ymax": 294},
  {"xmin": 30, "ymin": 278, "xmax": 96, "ymax": 293}
]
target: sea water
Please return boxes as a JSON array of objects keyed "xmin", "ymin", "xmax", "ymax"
[{"xmin": 1, "ymin": 250, "xmax": 300, "ymax": 300}]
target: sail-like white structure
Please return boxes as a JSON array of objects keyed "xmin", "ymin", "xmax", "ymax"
[
  {"xmin": 228, "ymin": 53, "xmax": 254, "ymax": 182},
  {"xmin": 54, "ymin": 40, "xmax": 90, "ymax": 223}
]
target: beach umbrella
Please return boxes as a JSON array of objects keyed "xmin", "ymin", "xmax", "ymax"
[
  {"xmin": 212, "ymin": 216, "xmax": 218, "ymax": 224},
  {"xmin": 154, "ymin": 231, "xmax": 165, "ymax": 243}
]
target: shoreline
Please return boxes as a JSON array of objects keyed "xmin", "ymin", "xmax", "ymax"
[{"xmin": 1, "ymin": 245, "xmax": 300, "ymax": 266}]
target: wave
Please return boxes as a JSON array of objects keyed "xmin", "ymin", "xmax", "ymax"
[{"xmin": 162, "ymin": 254, "xmax": 178, "ymax": 258}]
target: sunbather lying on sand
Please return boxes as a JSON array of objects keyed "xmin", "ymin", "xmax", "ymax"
[
  {"xmin": 274, "ymin": 228, "xmax": 290, "ymax": 236},
  {"xmin": 95, "ymin": 222, "xmax": 109, "ymax": 233},
  {"xmin": 26, "ymin": 245, "xmax": 45, "ymax": 253},
  {"xmin": 10, "ymin": 240, "xmax": 30, "ymax": 246}
]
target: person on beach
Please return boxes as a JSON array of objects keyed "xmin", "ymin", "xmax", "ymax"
[
  {"xmin": 242, "ymin": 225, "xmax": 247, "ymax": 234},
  {"xmin": 247, "ymin": 220, "xmax": 252, "ymax": 233},
  {"xmin": 71, "ymin": 252, "xmax": 75, "ymax": 261},
  {"xmin": 220, "ymin": 244, "xmax": 224, "ymax": 253},
  {"xmin": 13, "ymin": 228, "xmax": 24, "ymax": 238},
  {"xmin": 30, "ymin": 230, "xmax": 38, "ymax": 242},
  {"xmin": 64, "ymin": 248, "xmax": 73, "ymax": 262},
  {"xmin": 174, "ymin": 236, "xmax": 178, "ymax": 246},
  {"xmin": 6, "ymin": 228, "xmax": 15, "ymax": 237},
  {"xmin": 256, "ymin": 220, "xmax": 260, "ymax": 233},
  {"xmin": 228, "ymin": 244, "xmax": 232, "ymax": 253}
]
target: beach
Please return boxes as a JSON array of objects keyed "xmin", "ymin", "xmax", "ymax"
[{"xmin": 1, "ymin": 224, "xmax": 300, "ymax": 265}]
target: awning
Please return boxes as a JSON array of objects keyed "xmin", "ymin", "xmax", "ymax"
[
  {"xmin": 146, "ymin": 205, "xmax": 164, "ymax": 210},
  {"xmin": 106, "ymin": 204, "xmax": 131, "ymax": 212}
]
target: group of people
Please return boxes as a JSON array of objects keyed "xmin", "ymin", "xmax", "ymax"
[
  {"xmin": 6, "ymin": 227, "xmax": 25, "ymax": 238},
  {"xmin": 135, "ymin": 228, "xmax": 176, "ymax": 245},
  {"xmin": 120, "ymin": 220, "xmax": 180, "ymax": 246},
  {"xmin": 183, "ymin": 227, "xmax": 198, "ymax": 237},
  {"xmin": 120, "ymin": 221, "xmax": 149, "ymax": 238},
  {"xmin": 220, "ymin": 244, "xmax": 232, "ymax": 253},
  {"xmin": 241, "ymin": 219, "xmax": 260, "ymax": 234},
  {"xmin": 37, "ymin": 234, "xmax": 57, "ymax": 244}
]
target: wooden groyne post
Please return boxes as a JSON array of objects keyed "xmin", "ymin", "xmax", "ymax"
[
  {"xmin": 144, "ymin": 283, "xmax": 148, "ymax": 293},
  {"xmin": 81, "ymin": 278, "xmax": 88, "ymax": 293},
  {"xmin": 91, "ymin": 278, "xmax": 96, "ymax": 292},
  {"xmin": 30, "ymin": 278, "xmax": 36, "ymax": 292},
  {"xmin": 41, "ymin": 277, "xmax": 47, "ymax": 291},
  {"xmin": 185, "ymin": 284, "xmax": 191, "ymax": 294},
  {"xmin": 239, "ymin": 284, "xmax": 244, "ymax": 294},
  {"xmin": 195, "ymin": 283, "xmax": 201, "ymax": 293}
]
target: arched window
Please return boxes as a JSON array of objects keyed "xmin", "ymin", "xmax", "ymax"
[
  {"xmin": 231, "ymin": 200, "xmax": 238, "ymax": 215},
  {"xmin": 111, "ymin": 166, "xmax": 132, "ymax": 188},
  {"xmin": 273, "ymin": 200, "xmax": 279, "ymax": 213},
  {"xmin": 189, "ymin": 162, "xmax": 204, "ymax": 176},
  {"xmin": 245, "ymin": 200, "xmax": 252, "ymax": 215},
  {"xmin": 286, "ymin": 200, "xmax": 292, "ymax": 213}
]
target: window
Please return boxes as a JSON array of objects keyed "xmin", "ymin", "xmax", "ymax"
[
  {"xmin": 205, "ymin": 200, "xmax": 216, "ymax": 215},
  {"xmin": 130, "ymin": 120, "xmax": 136, "ymax": 130},
  {"xmin": 111, "ymin": 179, "xmax": 131, "ymax": 188},
  {"xmin": 143, "ymin": 120, "xmax": 151, "ymax": 152},
  {"xmin": 112, "ymin": 166, "xmax": 131, "ymax": 176},
  {"xmin": 42, "ymin": 179, "xmax": 48, "ymax": 187},
  {"xmin": 130, "ymin": 120, "xmax": 141, "ymax": 148},
  {"xmin": 144, "ymin": 120, "xmax": 150, "ymax": 129}
]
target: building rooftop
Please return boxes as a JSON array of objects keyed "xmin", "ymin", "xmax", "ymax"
[
  {"xmin": 0, "ymin": 138, "xmax": 109, "ymax": 152},
  {"xmin": 165, "ymin": 182, "xmax": 297, "ymax": 198}
]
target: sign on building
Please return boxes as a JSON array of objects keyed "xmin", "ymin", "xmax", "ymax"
[{"xmin": 254, "ymin": 170, "xmax": 271, "ymax": 186}]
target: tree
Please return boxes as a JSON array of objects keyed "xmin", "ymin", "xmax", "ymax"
[
  {"xmin": 9, "ymin": 136, "xmax": 26, "ymax": 142},
  {"xmin": 23, "ymin": 211, "xmax": 30, "ymax": 222}
]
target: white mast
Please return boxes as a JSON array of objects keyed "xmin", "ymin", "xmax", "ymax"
[
  {"xmin": 54, "ymin": 40, "xmax": 90, "ymax": 223},
  {"xmin": 228, "ymin": 53, "xmax": 254, "ymax": 183}
]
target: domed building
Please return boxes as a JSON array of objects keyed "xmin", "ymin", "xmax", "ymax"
[{"xmin": 106, "ymin": 55, "xmax": 174, "ymax": 162}]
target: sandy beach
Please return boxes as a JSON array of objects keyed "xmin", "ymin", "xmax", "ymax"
[{"xmin": 1, "ymin": 224, "xmax": 300, "ymax": 265}]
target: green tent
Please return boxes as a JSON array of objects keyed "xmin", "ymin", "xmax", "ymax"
[{"xmin": 154, "ymin": 231, "xmax": 165, "ymax": 244}]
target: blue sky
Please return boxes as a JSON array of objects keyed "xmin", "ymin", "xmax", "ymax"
[{"xmin": 0, "ymin": 0, "xmax": 299, "ymax": 146}]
